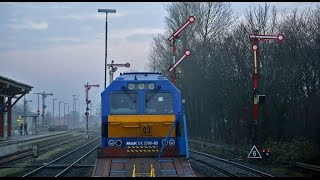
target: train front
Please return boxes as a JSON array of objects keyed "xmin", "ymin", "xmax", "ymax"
[{"xmin": 97, "ymin": 72, "xmax": 188, "ymax": 158}]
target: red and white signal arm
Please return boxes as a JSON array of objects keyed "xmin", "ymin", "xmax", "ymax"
[
  {"xmin": 168, "ymin": 50, "xmax": 191, "ymax": 72},
  {"xmin": 249, "ymin": 33, "xmax": 285, "ymax": 43},
  {"xmin": 168, "ymin": 16, "xmax": 195, "ymax": 42}
]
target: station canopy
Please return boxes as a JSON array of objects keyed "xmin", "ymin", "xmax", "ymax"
[
  {"xmin": 0, "ymin": 75, "xmax": 33, "ymax": 110},
  {"xmin": 0, "ymin": 75, "xmax": 33, "ymax": 137},
  {"xmin": 0, "ymin": 75, "xmax": 33, "ymax": 97}
]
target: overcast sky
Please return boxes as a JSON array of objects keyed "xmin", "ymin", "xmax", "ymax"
[{"xmin": 0, "ymin": 2, "xmax": 317, "ymax": 116}]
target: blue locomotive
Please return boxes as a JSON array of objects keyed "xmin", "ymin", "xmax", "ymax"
[{"xmin": 97, "ymin": 72, "xmax": 189, "ymax": 158}]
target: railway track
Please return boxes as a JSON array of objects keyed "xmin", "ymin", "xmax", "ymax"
[
  {"xmin": 22, "ymin": 137, "xmax": 101, "ymax": 177},
  {"xmin": 55, "ymin": 143, "xmax": 100, "ymax": 177},
  {"xmin": 0, "ymin": 131, "xmax": 98, "ymax": 166},
  {"xmin": 0, "ymin": 135, "xmax": 83, "ymax": 165},
  {"xmin": 189, "ymin": 149, "xmax": 274, "ymax": 177}
]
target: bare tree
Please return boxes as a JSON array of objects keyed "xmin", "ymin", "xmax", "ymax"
[{"xmin": 147, "ymin": 2, "xmax": 320, "ymax": 145}]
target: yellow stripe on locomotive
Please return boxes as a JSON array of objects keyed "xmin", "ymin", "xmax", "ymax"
[{"xmin": 108, "ymin": 115, "xmax": 175, "ymax": 138}]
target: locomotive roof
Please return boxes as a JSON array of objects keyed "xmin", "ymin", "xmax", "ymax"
[{"xmin": 115, "ymin": 72, "xmax": 168, "ymax": 81}]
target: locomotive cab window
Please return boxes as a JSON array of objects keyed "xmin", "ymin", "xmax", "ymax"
[
  {"xmin": 109, "ymin": 93, "xmax": 138, "ymax": 114},
  {"xmin": 145, "ymin": 92, "xmax": 173, "ymax": 114}
]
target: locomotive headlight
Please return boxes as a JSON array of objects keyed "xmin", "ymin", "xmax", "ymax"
[
  {"xmin": 148, "ymin": 83, "xmax": 155, "ymax": 90},
  {"xmin": 169, "ymin": 139, "xmax": 175, "ymax": 146},
  {"xmin": 138, "ymin": 83, "xmax": 145, "ymax": 90},
  {"xmin": 108, "ymin": 140, "xmax": 115, "ymax": 146},
  {"xmin": 162, "ymin": 139, "xmax": 168, "ymax": 146},
  {"xmin": 116, "ymin": 140, "xmax": 122, "ymax": 146},
  {"xmin": 128, "ymin": 83, "xmax": 134, "ymax": 90}
]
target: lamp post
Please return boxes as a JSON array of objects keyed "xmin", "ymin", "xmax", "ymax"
[
  {"xmin": 72, "ymin": 95, "xmax": 76, "ymax": 129},
  {"xmin": 78, "ymin": 101, "xmax": 81, "ymax": 126},
  {"xmin": 53, "ymin": 98, "xmax": 57, "ymax": 126},
  {"xmin": 74, "ymin": 98, "xmax": 78, "ymax": 128},
  {"xmin": 67, "ymin": 105, "xmax": 69, "ymax": 129},
  {"xmin": 64, "ymin": 103, "xmax": 68, "ymax": 126},
  {"xmin": 59, "ymin": 101, "xmax": 63, "ymax": 126},
  {"xmin": 98, "ymin": 8, "xmax": 116, "ymax": 89}
]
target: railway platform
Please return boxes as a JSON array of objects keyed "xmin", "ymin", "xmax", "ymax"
[{"xmin": 0, "ymin": 130, "xmax": 69, "ymax": 144}]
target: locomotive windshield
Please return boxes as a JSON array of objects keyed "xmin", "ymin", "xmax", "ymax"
[
  {"xmin": 145, "ymin": 92, "xmax": 173, "ymax": 114},
  {"xmin": 109, "ymin": 93, "xmax": 138, "ymax": 114}
]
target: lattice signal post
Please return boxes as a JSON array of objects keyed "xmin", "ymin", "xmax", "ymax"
[
  {"xmin": 167, "ymin": 16, "xmax": 195, "ymax": 84},
  {"xmin": 41, "ymin": 92, "xmax": 53, "ymax": 128},
  {"xmin": 84, "ymin": 83, "xmax": 99, "ymax": 139},
  {"xmin": 249, "ymin": 31, "xmax": 284, "ymax": 146}
]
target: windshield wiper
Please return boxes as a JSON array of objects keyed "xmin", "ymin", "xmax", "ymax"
[
  {"xmin": 123, "ymin": 91, "xmax": 136, "ymax": 103},
  {"xmin": 146, "ymin": 89, "xmax": 161, "ymax": 103}
]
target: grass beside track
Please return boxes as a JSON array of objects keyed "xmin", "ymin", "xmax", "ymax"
[
  {"xmin": 189, "ymin": 141, "xmax": 309, "ymax": 177},
  {"xmin": 0, "ymin": 136, "xmax": 90, "ymax": 177}
]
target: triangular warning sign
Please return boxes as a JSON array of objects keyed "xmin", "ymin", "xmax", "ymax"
[{"xmin": 247, "ymin": 145, "xmax": 262, "ymax": 158}]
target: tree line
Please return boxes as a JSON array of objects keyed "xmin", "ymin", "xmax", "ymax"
[{"xmin": 147, "ymin": 2, "xmax": 320, "ymax": 145}]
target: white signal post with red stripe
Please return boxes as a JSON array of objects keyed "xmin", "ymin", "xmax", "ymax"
[
  {"xmin": 167, "ymin": 16, "xmax": 195, "ymax": 84},
  {"xmin": 249, "ymin": 32, "xmax": 284, "ymax": 148}
]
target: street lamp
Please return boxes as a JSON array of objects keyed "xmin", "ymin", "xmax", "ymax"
[
  {"xmin": 53, "ymin": 98, "xmax": 57, "ymax": 126},
  {"xmin": 72, "ymin": 95, "xmax": 76, "ymax": 129},
  {"xmin": 67, "ymin": 105, "xmax": 69, "ymax": 129},
  {"xmin": 59, "ymin": 101, "xmax": 63, "ymax": 127},
  {"xmin": 74, "ymin": 98, "xmax": 78, "ymax": 129},
  {"xmin": 98, "ymin": 8, "xmax": 116, "ymax": 89},
  {"xmin": 64, "ymin": 103, "xmax": 68, "ymax": 126}
]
